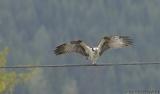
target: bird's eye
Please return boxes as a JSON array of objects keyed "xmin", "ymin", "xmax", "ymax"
[{"xmin": 92, "ymin": 48, "xmax": 94, "ymax": 51}]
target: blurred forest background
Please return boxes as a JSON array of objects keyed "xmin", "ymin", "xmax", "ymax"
[{"xmin": 0, "ymin": 0, "xmax": 160, "ymax": 94}]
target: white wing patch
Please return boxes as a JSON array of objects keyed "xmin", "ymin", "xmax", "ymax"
[
  {"xmin": 109, "ymin": 36, "xmax": 132, "ymax": 48},
  {"xmin": 109, "ymin": 36, "xmax": 124, "ymax": 48}
]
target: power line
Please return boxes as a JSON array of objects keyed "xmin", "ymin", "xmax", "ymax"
[{"xmin": 0, "ymin": 62, "xmax": 160, "ymax": 69}]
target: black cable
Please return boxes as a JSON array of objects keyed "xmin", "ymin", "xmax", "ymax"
[{"xmin": 0, "ymin": 62, "xmax": 160, "ymax": 69}]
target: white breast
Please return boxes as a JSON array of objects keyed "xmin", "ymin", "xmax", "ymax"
[{"xmin": 88, "ymin": 47, "xmax": 100, "ymax": 62}]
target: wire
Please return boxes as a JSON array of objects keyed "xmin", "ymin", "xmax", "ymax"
[{"xmin": 0, "ymin": 62, "xmax": 160, "ymax": 69}]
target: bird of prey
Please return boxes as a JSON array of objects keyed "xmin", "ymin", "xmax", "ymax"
[{"xmin": 54, "ymin": 36, "xmax": 133, "ymax": 64}]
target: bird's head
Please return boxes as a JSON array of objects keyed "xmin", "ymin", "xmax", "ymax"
[{"xmin": 92, "ymin": 47, "xmax": 99, "ymax": 51}]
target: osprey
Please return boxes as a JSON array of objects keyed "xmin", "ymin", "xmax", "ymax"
[{"xmin": 54, "ymin": 36, "xmax": 133, "ymax": 64}]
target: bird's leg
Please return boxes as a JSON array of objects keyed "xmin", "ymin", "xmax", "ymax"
[{"xmin": 92, "ymin": 61, "xmax": 96, "ymax": 65}]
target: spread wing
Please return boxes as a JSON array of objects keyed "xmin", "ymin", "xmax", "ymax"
[
  {"xmin": 54, "ymin": 40, "xmax": 90, "ymax": 57},
  {"xmin": 98, "ymin": 36, "xmax": 133, "ymax": 55}
]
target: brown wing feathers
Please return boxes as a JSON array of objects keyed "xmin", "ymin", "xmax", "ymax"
[
  {"xmin": 54, "ymin": 40, "xmax": 89, "ymax": 56},
  {"xmin": 99, "ymin": 37, "xmax": 110, "ymax": 55},
  {"xmin": 54, "ymin": 43, "xmax": 67, "ymax": 55},
  {"xmin": 70, "ymin": 40, "xmax": 89, "ymax": 56},
  {"xmin": 99, "ymin": 36, "xmax": 133, "ymax": 55}
]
